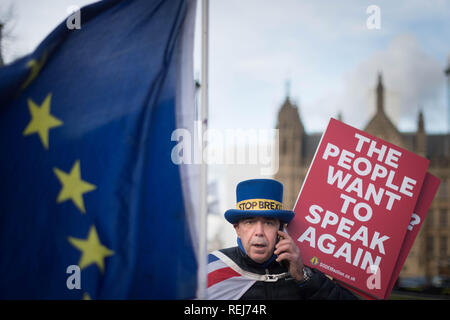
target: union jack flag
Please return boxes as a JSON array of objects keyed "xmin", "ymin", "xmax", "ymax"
[{"xmin": 206, "ymin": 251, "xmax": 256, "ymax": 300}]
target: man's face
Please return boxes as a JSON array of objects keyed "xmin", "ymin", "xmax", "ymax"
[{"xmin": 234, "ymin": 217, "xmax": 280, "ymax": 264}]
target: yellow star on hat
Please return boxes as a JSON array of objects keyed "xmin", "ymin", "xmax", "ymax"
[{"xmin": 68, "ymin": 225, "xmax": 114, "ymax": 273}]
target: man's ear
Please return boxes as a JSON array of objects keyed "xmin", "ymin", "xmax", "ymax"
[{"xmin": 233, "ymin": 223, "xmax": 240, "ymax": 237}]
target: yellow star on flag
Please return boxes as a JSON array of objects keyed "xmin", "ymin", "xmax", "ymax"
[
  {"xmin": 83, "ymin": 292, "xmax": 92, "ymax": 300},
  {"xmin": 53, "ymin": 160, "xmax": 97, "ymax": 213},
  {"xmin": 68, "ymin": 225, "xmax": 114, "ymax": 273},
  {"xmin": 21, "ymin": 52, "xmax": 47, "ymax": 90},
  {"xmin": 23, "ymin": 93, "xmax": 63, "ymax": 149}
]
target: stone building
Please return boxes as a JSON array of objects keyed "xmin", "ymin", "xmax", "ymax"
[{"xmin": 275, "ymin": 73, "xmax": 450, "ymax": 282}]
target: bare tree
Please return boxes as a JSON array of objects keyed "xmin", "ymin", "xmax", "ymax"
[
  {"xmin": 0, "ymin": 23, "xmax": 4, "ymax": 67},
  {"xmin": 0, "ymin": 3, "xmax": 16, "ymax": 66}
]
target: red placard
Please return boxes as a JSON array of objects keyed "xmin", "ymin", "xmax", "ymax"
[
  {"xmin": 288, "ymin": 118, "xmax": 429, "ymax": 299},
  {"xmin": 384, "ymin": 172, "xmax": 441, "ymax": 298},
  {"xmin": 336, "ymin": 173, "xmax": 440, "ymax": 299}
]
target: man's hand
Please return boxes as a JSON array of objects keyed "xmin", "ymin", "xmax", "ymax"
[{"xmin": 274, "ymin": 230, "xmax": 305, "ymax": 281}]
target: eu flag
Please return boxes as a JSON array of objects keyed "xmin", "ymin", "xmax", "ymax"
[{"xmin": 0, "ymin": 0, "xmax": 199, "ymax": 299}]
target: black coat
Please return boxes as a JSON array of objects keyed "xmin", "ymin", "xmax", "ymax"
[{"xmin": 219, "ymin": 247, "xmax": 357, "ymax": 300}]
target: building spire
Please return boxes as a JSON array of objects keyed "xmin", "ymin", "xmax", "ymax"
[
  {"xmin": 416, "ymin": 108, "xmax": 426, "ymax": 156},
  {"xmin": 376, "ymin": 71, "xmax": 384, "ymax": 114},
  {"xmin": 418, "ymin": 108, "xmax": 425, "ymax": 132},
  {"xmin": 285, "ymin": 79, "xmax": 291, "ymax": 100}
]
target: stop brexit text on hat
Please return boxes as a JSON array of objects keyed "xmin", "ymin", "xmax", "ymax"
[{"xmin": 287, "ymin": 118, "xmax": 429, "ymax": 299}]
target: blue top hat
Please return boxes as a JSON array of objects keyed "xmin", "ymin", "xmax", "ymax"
[{"xmin": 224, "ymin": 179, "xmax": 295, "ymax": 224}]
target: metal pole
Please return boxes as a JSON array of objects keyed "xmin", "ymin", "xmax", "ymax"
[
  {"xmin": 444, "ymin": 58, "xmax": 450, "ymax": 157},
  {"xmin": 445, "ymin": 58, "xmax": 450, "ymax": 134},
  {"xmin": 197, "ymin": 0, "xmax": 209, "ymax": 299}
]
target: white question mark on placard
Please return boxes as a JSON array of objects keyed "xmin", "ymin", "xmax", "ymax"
[{"xmin": 408, "ymin": 213, "xmax": 421, "ymax": 231}]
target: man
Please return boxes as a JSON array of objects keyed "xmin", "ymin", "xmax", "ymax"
[{"xmin": 207, "ymin": 179, "xmax": 357, "ymax": 300}]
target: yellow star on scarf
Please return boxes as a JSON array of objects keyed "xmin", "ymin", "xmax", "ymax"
[
  {"xmin": 68, "ymin": 225, "xmax": 114, "ymax": 273},
  {"xmin": 53, "ymin": 160, "xmax": 97, "ymax": 213},
  {"xmin": 23, "ymin": 93, "xmax": 63, "ymax": 149}
]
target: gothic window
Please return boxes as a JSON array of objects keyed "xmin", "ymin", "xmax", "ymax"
[
  {"xmin": 440, "ymin": 236, "xmax": 448, "ymax": 259},
  {"xmin": 440, "ymin": 179, "xmax": 448, "ymax": 198},
  {"xmin": 440, "ymin": 209, "xmax": 448, "ymax": 227},
  {"xmin": 426, "ymin": 236, "xmax": 434, "ymax": 256},
  {"xmin": 282, "ymin": 138, "xmax": 287, "ymax": 155},
  {"xmin": 426, "ymin": 211, "xmax": 433, "ymax": 228}
]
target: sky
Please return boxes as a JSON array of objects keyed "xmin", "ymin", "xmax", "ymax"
[
  {"xmin": 1, "ymin": 0, "xmax": 449, "ymax": 248},
  {"xmin": 203, "ymin": 0, "xmax": 450, "ymax": 134}
]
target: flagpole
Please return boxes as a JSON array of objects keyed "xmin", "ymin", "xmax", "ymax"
[{"xmin": 197, "ymin": 0, "xmax": 209, "ymax": 299}]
